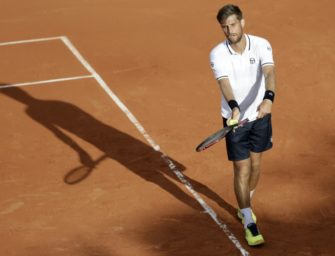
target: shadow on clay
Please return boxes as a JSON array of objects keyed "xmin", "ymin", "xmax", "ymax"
[{"xmin": 0, "ymin": 84, "xmax": 236, "ymax": 216}]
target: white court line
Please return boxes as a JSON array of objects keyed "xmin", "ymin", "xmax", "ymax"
[
  {"xmin": 0, "ymin": 75, "xmax": 94, "ymax": 89},
  {"xmin": 60, "ymin": 36, "xmax": 249, "ymax": 256},
  {"xmin": 0, "ymin": 36, "xmax": 62, "ymax": 47},
  {"xmin": 0, "ymin": 37, "xmax": 93, "ymax": 89}
]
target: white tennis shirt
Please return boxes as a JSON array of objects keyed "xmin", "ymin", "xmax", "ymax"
[{"xmin": 209, "ymin": 34, "xmax": 274, "ymax": 120}]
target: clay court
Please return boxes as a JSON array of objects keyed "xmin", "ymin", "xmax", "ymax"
[{"xmin": 0, "ymin": 0, "xmax": 334, "ymax": 255}]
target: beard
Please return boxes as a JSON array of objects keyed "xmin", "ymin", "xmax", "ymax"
[{"xmin": 227, "ymin": 33, "xmax": 243, "ymax": 44}]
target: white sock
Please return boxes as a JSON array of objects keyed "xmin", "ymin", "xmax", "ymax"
[
  {"xmin": 250, "ymin": 189, "xmax": 255, "ymax": 199},
  {"xmin": 241, "ymin": 207, "xmax": 254, "ymax": 228}
]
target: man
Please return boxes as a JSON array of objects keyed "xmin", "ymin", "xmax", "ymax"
[{"xmin": 209, "ymin": 4, "xmax": 276, "ymax": 246}]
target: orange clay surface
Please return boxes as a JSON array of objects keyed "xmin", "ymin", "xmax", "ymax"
[{"xmin": 0, "ymin": 1, "xmax": 334, "ymax": 255}]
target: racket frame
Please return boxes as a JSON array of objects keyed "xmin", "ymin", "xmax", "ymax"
[{"xmin": 195, "ymin": 119, "xmax": 249, "ymax": 152}]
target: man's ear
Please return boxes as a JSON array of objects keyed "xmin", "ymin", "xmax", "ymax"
[{"xmin": 241, "ymin": 19, "xmax": 245, "ymax": 28}]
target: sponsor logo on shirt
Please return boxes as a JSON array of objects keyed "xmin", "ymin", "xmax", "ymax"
[{"xmin": 250, "ymin": 58, "xmax": 255, "ymax": 64}]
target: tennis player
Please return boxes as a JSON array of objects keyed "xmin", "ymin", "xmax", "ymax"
[{"xmin": 209, "ymin": 4, "xmax": 276, "ymax": 246}]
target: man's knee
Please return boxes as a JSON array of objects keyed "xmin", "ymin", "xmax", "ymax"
[
  {"xmin": 234, "ymin": 159, "xmax": 251, "ymax": 180},
  {"xmin": 250, "ymin": 152, "xmax": 262, "ymax": 173},
  {"xmin": 251, "ymin": 162, "xmax": 261, "ymax": 173}
]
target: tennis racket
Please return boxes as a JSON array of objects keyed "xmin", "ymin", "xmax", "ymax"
[{"xmin": 195, "ymin": 119, "xmax": 249, "ymax": 152}]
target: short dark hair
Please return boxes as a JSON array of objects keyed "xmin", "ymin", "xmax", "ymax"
[{"xmin": 216, "ymin": 4, "xmax": 243, "ymax": 23}]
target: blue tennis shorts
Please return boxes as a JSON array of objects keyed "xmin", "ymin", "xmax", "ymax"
[{"xmin": 223, "ymin": 114, "xmax": 273, "ymax": 161}]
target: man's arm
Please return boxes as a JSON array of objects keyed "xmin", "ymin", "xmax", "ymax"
[
  {"xmin": 263, "ymin": 65, "xmax": 276, "ymax": 92},
  {"xmin": 218, "ymin": 78, "xmax": 240, "ymax": 121},
  {"xmin": 257, "ymin": 65, "xmax": 276, "ymax": 118}
]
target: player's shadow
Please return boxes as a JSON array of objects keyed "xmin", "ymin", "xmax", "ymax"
[{"xmin": 0, "ymin": 85, "xmax": 236, "ymax": 215}]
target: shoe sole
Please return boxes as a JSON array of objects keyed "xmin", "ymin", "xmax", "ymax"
[{"xmin": 246, "ymin": 237, "xmax": 265, "ymax": 246}]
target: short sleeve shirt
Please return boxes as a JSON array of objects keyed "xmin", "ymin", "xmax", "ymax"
[{"xmin": 209, "ymin": 34, "xmax": 274, "ymax": 120}]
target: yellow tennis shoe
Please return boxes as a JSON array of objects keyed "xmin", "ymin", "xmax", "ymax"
[
  {"xmin": 245, "ymin": 223, "xmax": 265, "ymax": 246},
  {"xmin": 237, "ymin": 208, "xmax": 257, "ymax": 224}
]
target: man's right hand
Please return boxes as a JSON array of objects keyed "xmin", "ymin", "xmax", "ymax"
[{"xmin": 231, "ymin": 107, "xmax": 240, "ymax": 122}]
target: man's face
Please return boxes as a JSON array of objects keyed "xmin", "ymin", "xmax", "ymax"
[{"xmin": 220, "ymin": 14, "xmax": 244, "ymax": 44}]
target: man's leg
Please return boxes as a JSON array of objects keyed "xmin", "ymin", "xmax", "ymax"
[
  {"xmin": 249, "ymin": 152, "xmax": 263, "ymax": 199},
  {"xmin": 233, "ymin": 158, "xmax": 251, "ymax": 209},
  {"xmin": 234, "ymin": 157, "xmax": 264, "ymax": 246},
  {"xmin": 234, "ymin": 158, "xmax": 256, "ymax": 226}
]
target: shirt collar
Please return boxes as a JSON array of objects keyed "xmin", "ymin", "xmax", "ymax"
[{"xmin": 226, "ymin": 34, "xmax": 251, "ymax": 55}]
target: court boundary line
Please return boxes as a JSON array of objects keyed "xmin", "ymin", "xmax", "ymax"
[
  {"xmin": 0, "ymin": 36, "xmax": 249, "ymax": 256},
  {"xmin": 0, "ymin": 75, "xmax": 94, "ymax": 89},
  {"xmin": 0, "ymin": 36, "xmax": 62, "ymax": 46}
]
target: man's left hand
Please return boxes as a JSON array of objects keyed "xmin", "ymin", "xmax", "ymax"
[{"xmin": 257, "ymin": 99, "xmax": 272, "ymax": 118}]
